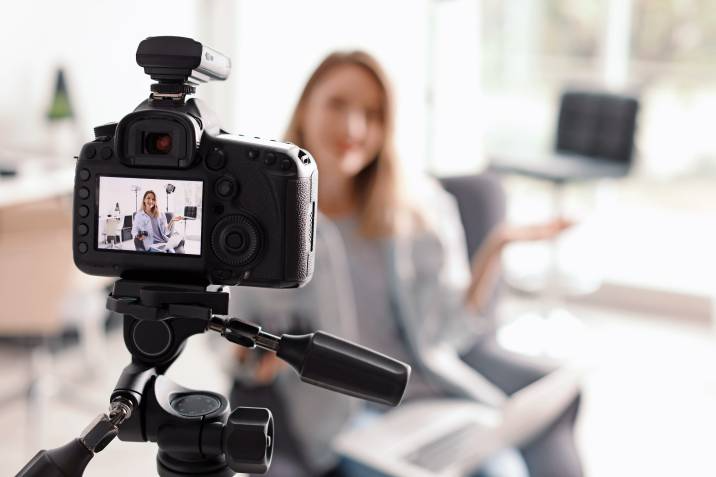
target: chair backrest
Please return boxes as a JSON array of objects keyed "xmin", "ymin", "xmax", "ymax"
[
  {"xmin": 105, "ymin": 217, "xmax": 120, "ymax": 235},
  {"xmin": 131, "ymin": 212, "xmax": 145, "ymax": 250},
  {"xmin": 121, "ymin": 227, "xmax": 132, "ymax": 242},
  {"xmin": 439, "ymin": 172, "xmax": 506, "ymax": 260},
  {"xmin": 555, "ymin": 90, "xmax": 639, "ymax": 164},
  {"xmin": 439, "ymin": 172, "xmax": 506, "ymax": 321},
  {"xmin": 184, "ymin": 206, "xmax": 197, "ymax": 219}
]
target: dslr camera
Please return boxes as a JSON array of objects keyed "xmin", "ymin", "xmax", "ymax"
[
  {"xmin": 17, "ymin": 37, "xmax": 410, "ymax": 477},
  {"xmin": 73, "ymin": 36, "xmax": 317, "ymax": 288}
]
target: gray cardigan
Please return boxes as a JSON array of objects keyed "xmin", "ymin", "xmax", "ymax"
[{"xmin": 227, "ymin": 179, "xmax": 507, "ymax": 472}]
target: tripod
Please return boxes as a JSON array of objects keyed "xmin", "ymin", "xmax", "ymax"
[{"xmin": 17, "ymin": 279, "xmax": 410, "ymax": 477}]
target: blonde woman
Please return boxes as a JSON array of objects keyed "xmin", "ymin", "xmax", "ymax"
[
  {"xmin": 229, "ymin": 52, "xmax": 581, "ymax": 477},
  {"xmin": 132, "ymin": 190, "xmax": 184, "ymax": 252}
]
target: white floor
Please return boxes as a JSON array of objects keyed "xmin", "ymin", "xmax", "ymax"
[
  {"xmin": 1, "ymin": 298, "xmax": 715, "ymax": 477},
  {"xmin": 497, "ymin": 298, "xmax": 716, "ymax": 477}
]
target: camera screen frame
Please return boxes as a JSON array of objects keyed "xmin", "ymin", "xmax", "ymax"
[{"xmin": 95, "ymin": 175, "xmax": 205, "ymax": 257}]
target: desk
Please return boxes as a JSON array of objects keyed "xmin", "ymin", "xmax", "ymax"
[
  {"xmin": 100, "ymin": 215, "xmax": 122, "ymax": 248},
  {"xmin": 0, "ymin": 161, "xmax": 99, "ymax": 334},
  {"xmin": 0, "ymin": 162, "xmax": 74, "ymax": 208}
]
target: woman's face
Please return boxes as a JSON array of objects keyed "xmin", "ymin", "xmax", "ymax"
[
  {"xmin": 143, "ymin": 193, "xmax": 156, "ymax": 211},
  {"xmin": 301, "ymin": 64, "xmax": 386, "ymax": 184}
]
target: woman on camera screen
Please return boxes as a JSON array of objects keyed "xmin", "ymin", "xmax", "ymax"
[
  {"xmin": 132, "ymin": 190, "xmax": 184, "ymax": 253},
  {"xmin": 228, "ymin": 52, "xmax": 582, "ymax": 477}
]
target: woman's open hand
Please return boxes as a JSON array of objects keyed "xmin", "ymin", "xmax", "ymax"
[
  {"xmin": 500, "ymin": 217, "xmax": 575, "ymax": 244},
  {"xmin": 464, "ymin": 217, "xmax": 575, "ymax": 312}
]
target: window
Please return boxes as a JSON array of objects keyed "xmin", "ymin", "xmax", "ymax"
[{"xmin": 480, "ymin": 0, "xmax": 716, "ymax": 176}]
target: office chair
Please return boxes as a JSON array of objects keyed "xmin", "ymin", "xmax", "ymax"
[
  {"xmin": 184, "ymin": 205, "xmax": 198, "ymax": 220},
  {"xmin": 439, "ymin": 173, "xmax": 584, "ymax": 477},
  {"xmin": 489, "ymin": 89, "xmax": 639, "ymax": 298},
  {"xmin": 439, "ymin": 172, "xmax": 506, "ymax": 323},
  {"xmin": 131, "ymin": 212, "xmax": 145, "ymax": 251},
  {"xmin": 121, "ymin": 214, "xmax": 133, "ymax": 243},
  {"xmin": 490, "ymin": 89, "xmax": 639, "ymax": 183}
]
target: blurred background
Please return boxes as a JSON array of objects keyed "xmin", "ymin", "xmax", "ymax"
[{"xmin": 1, "ymin": 0, "xmax": 714, "ymax": 476}]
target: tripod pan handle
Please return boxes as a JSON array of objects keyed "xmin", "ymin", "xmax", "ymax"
[
  {"xmin": 16, "ymin": 439, "xmax": 93, "ymax": 477},
  {"xmin": 277, "ymin": 331, "xmax": 411, "ymax": 406}
]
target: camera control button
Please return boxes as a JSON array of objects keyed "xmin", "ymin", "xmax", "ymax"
[
  {"xmin": 248, "ymin": 149, "xmax": 259, "ymax": 160},
  {"xmin": 216, "ymin": 176, "xmax": 237, "ymax": 198},
  {"xmin": 206, "ymin": 147, "xmax": 226, "ymax": 170},
  {"xmin": 78, "ymin": 224, "xmax": 89, "ymax": 236},
  {"xmin": 280, "ymin": 159, "xmax": 291, "ymax": 170},
  {"xmin": 79, "ymin": 205, "xmax": 90, "ymax": 218},
  {"xmin": 101, "ymin": 147, "xmax": 113, "ymax": 160},
  {"xmin": 226, "ymin": 232, "xmax": 245, "ymax": 250},
  {"xmin": 85, "ymin": 146, "xmax": 97, "ymax": 159},
  {"xmin": 79, "ymin": 169, "xmax": 91, "ymax": 181},
  {"xmin": 78, "ymin": 242, "xmax": 88, "ymax": 254},
  {"xmin": 78, "ymin": 187, "xmax": 90, "ymax": 200},
  {"xmin": 264, "ymin": 153, "xmax": 276, "ymax": 165}
]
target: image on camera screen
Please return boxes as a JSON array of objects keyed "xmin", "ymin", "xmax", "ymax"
[{"xmin": 97, "ymin": 176, "xmax": 203, "ymax": 255}]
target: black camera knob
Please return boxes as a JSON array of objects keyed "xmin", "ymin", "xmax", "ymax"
[
  {"xmin": 222, "ymin": 407, "xmax": 273, "ymax": 474},
  {"xmin": 206, "ymin": 147, "xmax": 226, "ymax": 170},
  {"xmin": 94, "ymin": 122, "xmax": 118, "ymax": 140},
  {"xmin": 211, "ymin": 215, "xmax": 262, "ymax": 266},
  {"xmin": 215, "ymin": 176, "xmax": 237, "ymax": 198}
]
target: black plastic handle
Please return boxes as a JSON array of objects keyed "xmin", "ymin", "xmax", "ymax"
[
  {"xmin": 16, "ymin": 439, "xmax": 93, "ymax": 477},
  {"xmin": 277, "ymin": 331, "xmax": 411, "ymax": 406}
]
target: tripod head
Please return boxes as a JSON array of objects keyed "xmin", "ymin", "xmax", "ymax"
[{"xmin": 17, "ymin": 280, "xmax": 411, "ymax": 477}]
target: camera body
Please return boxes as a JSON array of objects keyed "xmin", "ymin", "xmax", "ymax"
[{"xmin": 73, "ymin": 41, "xmax": 317, "ymax": 287}]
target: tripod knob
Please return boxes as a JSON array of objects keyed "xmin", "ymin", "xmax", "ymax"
[{"xmin": 222, "ymin": 407, "xmax": 273, "ymax": 474}]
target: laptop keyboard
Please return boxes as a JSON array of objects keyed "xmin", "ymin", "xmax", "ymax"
[{"xmin": 403, "ymin": 423, "xmax": 482, "ymax": 473}]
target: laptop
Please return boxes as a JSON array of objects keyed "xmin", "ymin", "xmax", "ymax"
[
  {"xmin": 149, "ymin": 233, "xmax": 184, "ymax": 253},
  {"xmin": 334, "ymin": 367, "xmax": 581, "ymax": 477}
]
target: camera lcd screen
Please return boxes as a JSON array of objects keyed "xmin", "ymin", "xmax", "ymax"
[{"xmin": 97, "ymin": 176, "xmax": 203, "ymax": 255}]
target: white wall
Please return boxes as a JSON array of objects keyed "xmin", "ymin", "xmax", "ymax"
[
  {"xmin": 229, "ymin": 0, "xmax": 432, "ymax": 172},
  {"xmin": 0, "ymin": 0, "xmax": 200, "ymax": 153},
  {"xmin": 98, "ymin": 177, "xmax": 202, "ymax": 218},
  {"xmin": 428, "ymin": 0, "xmax": 483, "ymax": 174},
  {"xmin": 227, "ymin": 0, "xmax": 484, "ymax": 175},
  {"xmin": 0, "ymin": 0, "xmax": 484, "ymax": 175}
]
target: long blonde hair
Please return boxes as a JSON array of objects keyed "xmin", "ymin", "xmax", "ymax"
[
  {"xmin": 142, "ymin": 190, "xmax": 160, "ymax": 218},
  {"xmin": 285, "ymin": 51, "xmax": 419, "ymax": 238}
]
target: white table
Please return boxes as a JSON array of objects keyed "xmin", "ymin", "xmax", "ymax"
[{"xmin": 0, "ymin": 161, "xmax": 74, "ymax": 207}]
